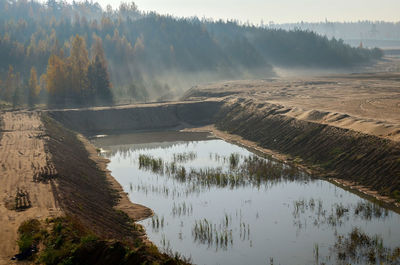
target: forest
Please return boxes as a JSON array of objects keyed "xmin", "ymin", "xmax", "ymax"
[
  {"xmin": 270, "ymin": 21, "xmax": 400, "ymax": 43},
  {"xmin": 0, "ymin": 0, "xmax": 383, "ymax": 107}
]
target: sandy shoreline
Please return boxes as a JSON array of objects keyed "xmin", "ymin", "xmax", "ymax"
[{"xmin": 77, "ymin": 134, "xmax": 154, "ymax": 222}]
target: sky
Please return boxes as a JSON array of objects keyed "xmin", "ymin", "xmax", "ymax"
[{"xmin": 96, "ymin": 0, "xmax": 400, "ymax": 24}]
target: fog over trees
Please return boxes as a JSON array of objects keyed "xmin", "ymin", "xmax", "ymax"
[
  {"xmin": 269, "ymin": 21, "xmax": 400, "ymax": 48},
  {"xmin": 0, "ymin": 0, "xmax": 383, "ymax": 107}
]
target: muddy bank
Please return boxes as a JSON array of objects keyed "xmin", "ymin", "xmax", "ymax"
[
  {"xmin": 47, "ymin": 100, "xmax": 223, "ymax": 135},
  {"xmin": 215, "ymin": 99, "xmax": 400, "ymax": 204},
  {"xmin": 40, "ymin": 114, "xmax": 189, "ymax": 264},
  {"xmin": 41, "ymin": 114, "xmax": 152, "ymax": 242}
]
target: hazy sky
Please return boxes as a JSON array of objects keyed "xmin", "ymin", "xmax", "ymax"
[{"xmin": 96, "ymin": 0, "xmax": 400, "ymax": 23}]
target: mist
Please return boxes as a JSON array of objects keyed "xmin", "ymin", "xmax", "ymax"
[{"xmin": 0, "ymin": 0, "xmax": 383, "ymax": 107}]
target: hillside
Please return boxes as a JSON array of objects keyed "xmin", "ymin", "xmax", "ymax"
[{"xmin": 0, "ymin": 0, "xmax": 383, "ymax": 105}]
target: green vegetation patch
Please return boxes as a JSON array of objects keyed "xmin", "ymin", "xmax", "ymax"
[{"xmin": 16, "ymin": 217, "xmax": 190, "ymax": 265}]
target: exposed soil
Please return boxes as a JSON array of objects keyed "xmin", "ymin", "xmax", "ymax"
[
  {"xmin": 77, "ymin": 134, "xmax": 153, "ymax": 222},
  {"xmin": 2, "ymin": 69, "xmax": 399, "ymax": 263},
  {"xmin": 41, "ymin": 114, "xmax": 152, "ymax": 243},
  {"xmin": 184, "ymin": 72, "xmax": 400, "ymax": 142},
  {"xmin": 47, "ymin": 100, "xmax": 223, "ymax": 135},
  {"xmin": 0, "ymin": 111, "xmax": 62, "ymax": 265},
  {"xmin": 0, "ymin": 111, "xmax": 157, "ymax": 264}
]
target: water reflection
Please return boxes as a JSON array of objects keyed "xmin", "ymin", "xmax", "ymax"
[{"xmin": 93, "ymin": 131, "xmax": 400, "ymax": 265}]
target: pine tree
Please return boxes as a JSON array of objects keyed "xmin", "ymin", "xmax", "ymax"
[
  {"xmin": 12, "ymin": 72, "xmax": 22, "ymax": 108},
  {"xmin": 0, "ymin": 77, "xmax": 3, "ymax": 100},
  {"xmin": 91, "ymin": 34, "xmax": 107, "ymax": 66},
  {"xmin": 69, "ymin": 34, "xmax": 89, "ymax": 105},
  {"xmin": 28, "ymin": 67, "xmax": 39, "ymax": 108},
  {"xmin": 4, "ymin": 65, "xmax": 15, "ymax": 102},
  {"xmin": 87, "ymin": 55, "xmax": 113, "ymax": 105},
  {"xmin": 88, "ymin": 35, "xmax": 113, "ymax": 105}
]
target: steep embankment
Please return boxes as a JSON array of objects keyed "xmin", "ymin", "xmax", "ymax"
[
  {"xmin": 0, "ymin": 110, "xmax": 187, "ymax": 264},
  {"xmin": 40, "ymin": 114, "xmax": 189, "ymax": 264},
  {"xmin": 47, "ymin": 100, "xmax": 223, "ymax": 135},
  {"xmin": 214, "ymin": 99, "xmax": 400, "ymax": 204},
  {"xmin": 41, "ymin": 114, "xmax": 151, "ymax": 241}
]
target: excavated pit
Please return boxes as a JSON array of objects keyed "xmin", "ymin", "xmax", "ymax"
[{"xmin": 46, "ymin": 97, "xmax": 400, "ymax": 207}]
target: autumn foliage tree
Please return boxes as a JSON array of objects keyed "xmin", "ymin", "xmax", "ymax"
[
  {"xmin": 28, "ymin": 67, "xmax": 40, "ymax": 107},
  {"xmin": 68, "ymin": 35, "xmax": 89, "ymax": 105},
  {"xmin": 46, "ymin": 52, "xmax": 67, "ymax": 107},
  {"xmin": 46, "ymin": 34, "xmax": 113, "ymax": 107}
]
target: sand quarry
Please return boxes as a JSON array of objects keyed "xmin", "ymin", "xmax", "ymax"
[
  {"xmin": 0, "ymin": 64, "xmax": 399, "ymax": 263},
  {"xmin": 185, "ymin": 72, "xmax": 400, "ymax": 142},
  {"xmin": 0, "ymin": 112, "xmax": 62, "ymax": 264}
]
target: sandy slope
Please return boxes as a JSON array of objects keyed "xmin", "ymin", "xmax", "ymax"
[
  {"xmin": 185, "ymin": 72, "xmax": 400, "ymax": 141},
  {"xmin": 0, "ymin": 111, "xmax": 153, "ymax": 264},
  {"xmin": 77, "ymin": 134, "xmax": 153, "ymax": 222},
  {"xmin": 0, "ymin": 111, "xmax": 62, "ymax": 264}
]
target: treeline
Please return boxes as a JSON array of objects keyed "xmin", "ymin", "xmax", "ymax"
[
  {"xmin": 269, "ymin": 21, "xmax": 400, "ymax": 42},
  {"xmin": 0, "ymin": 0, "xmax": 383, "ymax": 107},
  {"xmin": 0, "ymin": 33, "xmax": 112, "ymax": 108}
]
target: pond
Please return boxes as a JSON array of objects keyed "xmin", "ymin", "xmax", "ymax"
[{"xmin": 92, "ymin": 131, "xmax": 400, "ymax": 265}]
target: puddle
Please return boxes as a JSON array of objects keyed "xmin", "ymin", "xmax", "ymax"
[{"xmin": 92, "ymin": 131, "xmax": 400, "ymax": 265}]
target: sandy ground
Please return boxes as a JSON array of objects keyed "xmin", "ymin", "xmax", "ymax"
[
  {"xmin": 0, "ymin": 111, "xmax": 62, "ymax": 264},
  {"xmin": 185, "ymin": 72, "xmax": 400, "ymax": 141},
  {"xmin": 78, "ymin": 134, "xmax": 153, "ymax": 222},
  {"xmin": 0, "ymin": 111, "xmax": 154, "ymax": 263}
]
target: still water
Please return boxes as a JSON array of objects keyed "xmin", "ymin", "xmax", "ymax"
[{"xmin": 92, "ymin": 131, "xmax": 400, "ymax": 265}]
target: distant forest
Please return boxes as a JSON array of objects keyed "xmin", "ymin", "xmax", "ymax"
[
  {"xmin": 270, "ymin": 21, "xmax": 400, "ymax": 46},
  {"xmin": 0, "ymin": 0, "xmax": 383, "ymax": 107}
]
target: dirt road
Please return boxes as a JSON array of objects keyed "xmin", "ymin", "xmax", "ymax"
[{"xmin": 0, "ymin": 111, "xmax": 62, "ymax": 264}]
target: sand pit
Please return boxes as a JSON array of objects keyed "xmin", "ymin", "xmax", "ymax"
[{"xmin": 184, "ymin": 72, "xmax": 400, "ymax": 141}]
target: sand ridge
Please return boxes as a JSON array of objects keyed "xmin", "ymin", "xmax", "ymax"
[{"xmin": 184, "ymin": 72, "xmax": 400, "ymax": 141}]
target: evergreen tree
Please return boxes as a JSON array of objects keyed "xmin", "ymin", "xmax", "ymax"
[
  {"xmin": 88, "ymin": 55, "xmax": 113, "ymax": 105},
  {"xmin": 0, "ymin": 77, "xmax": 3, "ymax": 100},
  {"xmin": 4, "ymin": 65, "xmax": 15, "ymax": 102},
  {"xmin": 69, "ymin": 34, "xmax": 89, "ymax": 105},
  {"xmin": 28, "ymin": 66, "xmax": 39, "ymax": 108},
  {"xmin": 87, "ymin": 34, "xmax": 113, "ymax": 105},
  {"xmin": 12, "ymin": 72, "xmax": 22, "ymax": 108}
]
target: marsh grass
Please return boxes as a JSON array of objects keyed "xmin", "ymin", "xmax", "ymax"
[
  {"xmin": 229, "ymin": 153, "xmax": 240, "ymax": 169},
  {"xmin": 192, "ymin": 218, "xmax": 233, "ymax": 250},
  {"xmin": 173, "ymin": 152, "xmax": 197, "ymax": 163},
  {"xmin": 172, "ymin": 202, "xmax": 193, "ymax": 217},
  {"xmin": 292, "ymin": 199, "xmax": 391, "ymax": 231},
  {"xmin": 137, "ymin": 153, "xmax": 306, "ymax": 191},
  {"xmin": 139, "ymin": 154, "xmax": 163, "ymax": 173},
  {"xmin": 190, "ymin": 212, "xmax": 252, "ymax": 250},
  {"xmin": 334, "ymin": 228, "xmax": 400, "ymax": 265},
  {"xmin": 151, "ymin": 214, "xmax": 165, "ymax": 231}
]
